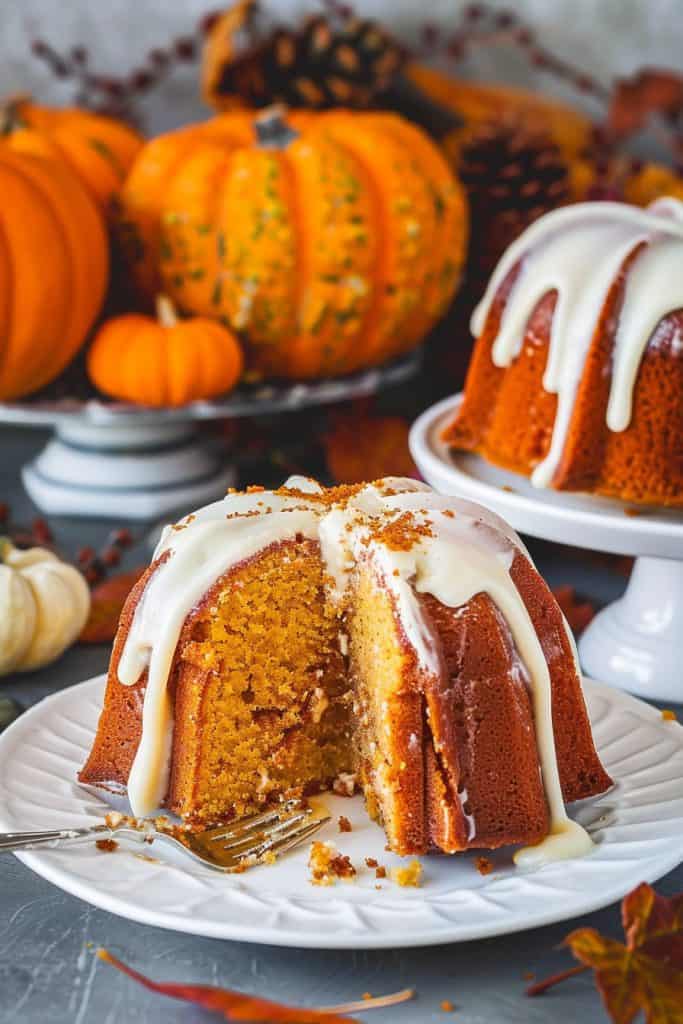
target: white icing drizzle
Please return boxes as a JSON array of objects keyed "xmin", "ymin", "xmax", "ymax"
[
  {"xmin": 471, "ymin": 198, "xmax": 683, "ymax": 489},
  {"xmin": 117, "ymin": 475, "xmax": 593, "ymax": 866}
]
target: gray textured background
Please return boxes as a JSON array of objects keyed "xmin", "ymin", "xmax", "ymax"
[{"xmin": 3, "ymin": 0, "xmax": 682, "ymax": 134}]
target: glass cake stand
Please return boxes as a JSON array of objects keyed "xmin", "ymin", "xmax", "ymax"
[
  {"xmin": 410, "ymin": 394, "xmax": 683, "ymax": 704},
  {"xmin": 0, "ymin": 353, "xmax": 420, "ymax": 521}
]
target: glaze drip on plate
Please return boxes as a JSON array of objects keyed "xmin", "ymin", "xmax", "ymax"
[
  {"xmin": 117, "ymin": 476, "xmax": 594, "ymax": 866},
  {"xmin": 471, "ymin": 198, "xmax": 683, "ymax": 488}
]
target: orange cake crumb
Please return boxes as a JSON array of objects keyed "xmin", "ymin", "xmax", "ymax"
[
  {"xmin": 662, "ymin": 709, "xmax": 677, "ymax": 721},
  {"xmin": 440, "ymin": 999, "xmax": 455, "ymax": 1012},
  {"xmin": 391, "ymin": 860, "xmax": 422, "ymax": 887},
  {"xmin": 95, "ymin": 838, "xmax": 118, "ymax": 853},
  {"xmin": 338, "ymin": 815, "xmax": 352, "ymax": 833},
  {"xmin": 309, "ymin": 841, "xmax": 356, "ymax": 885},
  {"xmin": 362, "ymin": 992, "xmax": 373, "ymax": 1001},
  {"xmin": 475, "ymin": 856, "xmax": 494, "ymax": 876},
  {"xmin": 375, "ymin": 865, "xmax": 387, "ymax": 879},
  {"xmin": 365, "ymin": 857, "xmax": 378, "ymax": 868}
]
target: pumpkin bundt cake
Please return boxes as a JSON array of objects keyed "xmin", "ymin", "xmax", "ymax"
[
  {"xmin": 442, "ymin": 198, "xmax": 683, "ymax": 506},
  {"xmin": 80, "ymin": 477, "xmax": 611, "ymax": 864}
]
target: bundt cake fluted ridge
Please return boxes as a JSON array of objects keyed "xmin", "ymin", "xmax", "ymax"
[{"xmin": 443, "ymin": 197, "xmax": 683, "ymax": 506}]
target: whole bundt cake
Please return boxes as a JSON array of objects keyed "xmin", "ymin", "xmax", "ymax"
[
  {"xmin": 442, "ymin": 198, "xmax": 683, "ymax": 506},
  {"xmin": 80, "ymin": 477, "xmax": 611, "ymax": 865}
]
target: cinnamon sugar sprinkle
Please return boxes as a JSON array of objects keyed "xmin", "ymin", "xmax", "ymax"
[
  {"xmin": 95, "ymin": 838, "xmax": 118, "ymax": 853},
  {"xmin": 372, "ymin": 511, "xmax": 434, "ymax": 552}
]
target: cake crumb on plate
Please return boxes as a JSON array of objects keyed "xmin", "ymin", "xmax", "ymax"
[
  {"xmin": 391, "ymin": 860, "xmax": 422, "ymax": 887},
  {"xmin": 309, "ymin": 841, "xmax": 356, "ymax": 885}
]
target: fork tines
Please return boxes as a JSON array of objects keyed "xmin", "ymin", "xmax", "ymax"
[{"xmin": 199, "ymin": 800, "xmax": 330, "ymax": 868}]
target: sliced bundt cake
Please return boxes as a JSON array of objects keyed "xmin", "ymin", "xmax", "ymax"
[{"xmin": 80, "ymin": 477, "xmax": 611, "ymax": 864}]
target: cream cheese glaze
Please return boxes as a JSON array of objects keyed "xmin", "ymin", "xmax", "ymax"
[
  {"xmin": 471, "ymin": 197, "xmax": 683, "ymax": 489},
  {"xmin": 118, "ymin": 476, "xmax": 593, "ymax": 866}
]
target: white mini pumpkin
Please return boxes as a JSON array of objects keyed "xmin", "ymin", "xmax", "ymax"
[{"xmin": 0, "ymin": 539, "xmax": 91, "ymax": 675}]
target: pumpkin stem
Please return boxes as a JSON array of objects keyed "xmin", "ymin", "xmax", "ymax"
[
  {"xmin": 0, "ymin": 93, "xmax": 31, "ymax": 135},
  {"xmin": 255, "ymin": 105, "xmax": 299, "ymax": 149},
  {"xmin": 155, "ymin": 294, "xmax": 179, "ymax": 328}
]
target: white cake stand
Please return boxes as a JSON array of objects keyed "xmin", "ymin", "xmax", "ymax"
[
  {"xmin": 0, "ymin": 354, "xmax": 418, "ymax": 521},
  {"xmin": 410, "ymin": 395, "xmax": 683, "ymax": 703}
]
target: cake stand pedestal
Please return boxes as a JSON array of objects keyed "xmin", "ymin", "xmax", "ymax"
[
  {"xmin": 0, "ymin": 354, "xmax": 419, "ymax": 521},
  {"xmin": 410, "ymin": 394, "xmax": 683, "ymax": 703}
]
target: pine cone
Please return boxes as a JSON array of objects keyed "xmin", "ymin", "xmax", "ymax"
[
  {"xmin": 458, "ymin": 120, "xmax": 571, "ymax": 287},
  {"xmin": 203, "ymin": 2, "xmax": 406, "ymax": 111}
]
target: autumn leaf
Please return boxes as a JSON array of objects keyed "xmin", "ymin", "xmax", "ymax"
[
  {"xmin": 551, "ymin": 585, "xmax": 595, "ymax": 635},
  {"xmin": 529, "ymin": 884, "xmax": 683, "ymax": 1024},
  {"xmin": 98, "ymin": 949, "xmax": 414, "ymax": 1022},
  {"xmin": 607, "ymin": 69, "xmax": 683, "ymax": 141},
  {"xmin": 324, "ymin": 409, "xmax": 418, "ymax": 485},
  {"xmin": 79, "ymin": 568, "xmax": 146, "ymax": 644}
]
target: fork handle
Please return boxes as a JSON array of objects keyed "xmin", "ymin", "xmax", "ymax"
[{"xmin": 0, "ymin": 825, "xmax": 111, "ymax": 853}]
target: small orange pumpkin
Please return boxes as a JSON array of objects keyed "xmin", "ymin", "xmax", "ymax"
[
  {"xmin": 1, "ymin": 96, "xmax": 143, "ymax": 211},
  {"xmin": 0, "ymin": 146, "xmax": 108, "ymax": 400},
  {"xmin": 87, "ymin": 295, "xmax": 244, "ymax": 407}
]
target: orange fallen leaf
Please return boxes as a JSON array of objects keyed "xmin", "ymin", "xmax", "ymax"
[
  {"xmin": 98, "ymin": 949, "xmax": 414, "ymax": 1021},
  {"xmin": 98, "ymin": 949, "xmax": 357, "ymax": 1022},
  {"xmin": 608, "ymin": 69, "xmax": 683, "ymax": 142},
  {"xmin": 551, "ymin": 585, "xmax": 595, "ymax": 635},
  {"xmin": 79, "ymin": 568, "xmax": 146, "ymax": 644},
  {"xmin": 528, "ymin": 883, "xmax": 683, "ymax": 1024},
  {"xmin": 324, "ymin": 411, "xmax": 417, "ymax": 485}
]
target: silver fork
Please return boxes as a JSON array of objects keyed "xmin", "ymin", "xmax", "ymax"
[{"xmin": 0, "ymin": 800, "xmax": 330, "ymax": 872}]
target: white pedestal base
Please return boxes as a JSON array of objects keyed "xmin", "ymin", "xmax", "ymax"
[
  {"xmin": 579, "ymin": 557, "xmax": 683, "ymax": 704},
  {"xmin": 22, "ymin": 420, "xmax": 234, "ymax": 521}
]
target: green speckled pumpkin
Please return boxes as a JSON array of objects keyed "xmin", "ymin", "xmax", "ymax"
[{"xmin": 117, "ymin": 107, "xmax": 467, "ymax": 378}]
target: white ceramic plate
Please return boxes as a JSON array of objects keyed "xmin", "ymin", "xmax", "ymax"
[{"xmin": 1, "ymin": 675, "xmax": 682, "ymax": 949}]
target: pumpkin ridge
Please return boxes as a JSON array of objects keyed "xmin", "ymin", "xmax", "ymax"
[
  {"xmin": 0, "ymin": 219, "xmax": 13, "ymax": 384},
  {"xmin": 337, "ymin": 117, "xmax": 439, "ymax": 367},
  {"xmin": 374, "ymin": 115, "xmax": 467, "ymax": 348},
  {"xmin": 50, "ymin": 127, "xmax": 122, "ymax": 208},
  {"xmin": 0, "ymin": 157, "xmax": 71, "ymax": 396},
  {"xmin": 319, "ymin": 123, "xmax": 392, "ymax": 371},
  {"xmin": 160, "ymin": 144, "xmax": 234, "ymax": 318},
  {"xmin": 119, "ymin": 128, "xmax": 211, "ymax": 300},
  {"xmin": 277, "ymin": 145, "xmax": 308, "ymax": 377},
  {"xmin": 7, "ymin": 152, "xmax": 107, "ymax": 393},
  {"xmin": 367, "ymin": 114, "xmax": 456, "ymax": 355}
]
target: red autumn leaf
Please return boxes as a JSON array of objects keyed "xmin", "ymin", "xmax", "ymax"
[
  {"xmin": 98, "ymin": 949, "xmax": 358, "ymax": 1022},
  {"xmin": 608, "ymin": 68, "xmax": 683, "ymax": 140},
  {"xmin": 324, "ymin": 411, "xmax": 418, "ymax": 485},
  {"xmin": 551, "ymin": 585, "xmax": 595, "ymax": 635},
  {"xmin": 530, "ymin": 884, "xmax": 683, "ymax": 1023},
  {"xmin": 79, "ymin": 568, "xmax": 146, "ymax": 644}
]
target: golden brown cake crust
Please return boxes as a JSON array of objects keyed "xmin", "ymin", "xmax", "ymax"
[{"xmin": 443, "ymin": 252, "xmax": 683, "ymax": 507}]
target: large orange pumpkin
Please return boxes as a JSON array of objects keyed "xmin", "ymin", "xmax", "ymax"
[
  {"xmin": 0, "ymin": 146, "xmax": 108, "ymax": 400},
  {"xmin": 1, "ymin": 96, "xmax": 143, "ymax": 212},
  {"xmin": 117, "ymin": 107, "xmax": 467, "ymax": 378}
]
